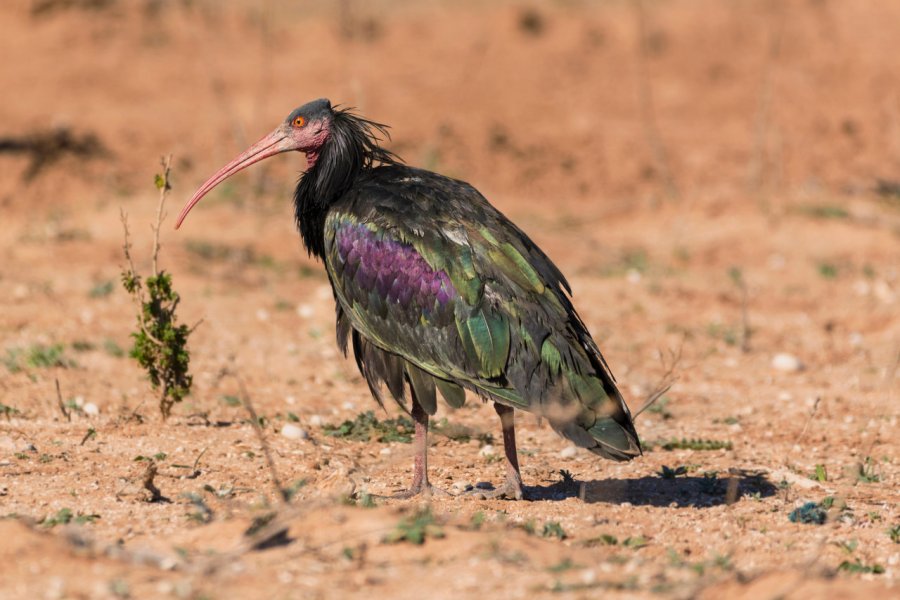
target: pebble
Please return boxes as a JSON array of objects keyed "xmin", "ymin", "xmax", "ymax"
[
  {"xmin": 772, "ymin": 353, "xmax": 803, "ymax": 372},
  {"xmin": 83, "ymin": 402, "xmax": 99, "ymax": 416},
  {"xmin": 308, "ymin": 415, "xmax": 323, "ymax": 427},
  {"xmin": 451, "ymin": 480, "xmax": 473, "ymax": 494},
  {"xmin": 296, "ymin": 304, "xmax": 314, "ymax": 319},
  {"xmin": 379, "ymin": 447, "xmax": 391, "ymax": 455},
  {"xmin": 478, "ymin": 444, "xmax": 495, "ymax": 457},
  {"xmin": 559, "ymin": 445, "xmax": 578, "ymax": 459},
  {"xmin": 280, "ymin": 424, "xmax": 308, "ymax": 440}
]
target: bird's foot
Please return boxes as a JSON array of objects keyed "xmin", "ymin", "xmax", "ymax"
[
  {"xmin": 466, "ymin": 478, "xmax": 527, "ymax": 501},
  {"xmin": 387, "ymin": 482, "xmax": 448, "ymax": 500}
]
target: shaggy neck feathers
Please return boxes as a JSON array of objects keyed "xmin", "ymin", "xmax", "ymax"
[{"xmin": 293, "ymin": 109, "xmax": 400, "ymax": 258}]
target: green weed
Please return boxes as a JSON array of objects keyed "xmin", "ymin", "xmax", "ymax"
[
  {"xmin": 323, "ymin": 410, "xmax": 414, "ymax": 444},
  {"xmin": 383, "ymin": 507, "xmax": 444, "ymax": 545},
  {"xmin": 0, "ymin": 403, "xmax": 22, "ymax": 420},
  {"xmin": 541, "ymin": 521, "xmax": 567, "ymax": 540},
  {"xmin": 120, "ymin": 158, "xmax": 193, "ymax": 419},
  {"xmin": 89, "ymin": 280, "xmax": 114, "ymax": 298},
  {"xmin": 658, "ymin": 438, "xmax": 733, "ymax": 451},
  {"xmin": 856, "ymin": 457, "xmax": 880, "ymax": 483}
]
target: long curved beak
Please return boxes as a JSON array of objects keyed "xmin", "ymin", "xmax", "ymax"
[{"xmin": 175, "ymin": 126, "xmax": 296, "ymax": 229}]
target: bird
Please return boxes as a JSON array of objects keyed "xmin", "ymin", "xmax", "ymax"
[{"xmin": 176, "ymin": 98, "xmax": 641, "ymax": 499}]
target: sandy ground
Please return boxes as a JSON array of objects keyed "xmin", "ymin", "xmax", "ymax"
[{"xmin": 1, "ymin": 1, "xmax": 898, "ymax": 598}]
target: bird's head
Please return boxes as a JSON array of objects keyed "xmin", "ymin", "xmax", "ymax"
[{"xmin": 175, "ymin": 98, "xmax": 335, "ymax": 229}]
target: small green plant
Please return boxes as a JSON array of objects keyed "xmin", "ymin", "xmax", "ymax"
[
  {"xmin": 797, "ymin": 204, "xmax": 849, "ymax": 220},
  {"xmin": 89, "ymin": 280, "xmax": 115, "ymax": 298},
  {"xmin": 856, "ymin": 457, "xmax": 880, "ymax": 483},
  {"xmin": 134, "ymin": 452, "xmax": 168, "ymax": 462},
  {"xmin": 80, "ymin": 427, "xmax": 96, "ymax": 446},
  {"xmin": 811, "ymin": 464, "xmax": 828, "ymax": 482},
  {"xmin": 658, "ymin": 465, "xmax": 688, "ymax": 479},
  {"xmin": 658, "ymin": 438, "xmax": 733, "ymax": 451},
  {"xmin": 541, "ymin": 521, "xmax": 567, "ymax": 540},
  {"xmin": 41, "ymin": 508, "xmax": 100, "ymax": 528},
  {"xmin": 622, "ymin": 535, "xmax": 648, "ymax": 549},
  {"xmin": 183, "ymin": 492, "xmax": 213, "ymax": 524},
  {"xmin": 646, "ymin": 396, "xmax": 673, "ymax": 419},
  {"xmin": 838, "ymin": 560, "xmax": 885, "ymax": 575},
  {"xmin": 888, "ymin": 524, "xmax": 900, "ymax": 544},
  {"xmin": 4, "ymin": 344, "xmax": 75, "ymax": 372},
  {"xmin": 383, "ymin": 507, "xmax": 444, "ymax": 545},
  {"xmin": 121, "ymin": 156, "xmax": 194, "ymax": 419},
  {"xmin": 221, "ymin": 394, "xmax": 242, "ymax": 407},
  {"xmin": 818, "ymin": 262, "xmax": 838, "ymax": 279},
  {"xmin": 103, "ymin": 339, "xmax": 125, "ymax": 358},
  {"xmin": 323, "ymin": 410, "xmax": 414, "ymax": 443},
  {"xmin": 547, "ymin": 558, "xmax": 579, "ymax": 572},
  {"xmin": 0, "ymin": 403, "xmax": 22, "ymax": 420}
]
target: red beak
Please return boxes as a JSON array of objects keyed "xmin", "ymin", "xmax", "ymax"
[{"xmin": 175, "ymin": 126, "xmax": 296, "ymax": 229}]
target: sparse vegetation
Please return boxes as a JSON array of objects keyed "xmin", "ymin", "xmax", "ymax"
[
  {"xmin": 656, "ymin": 438, "xmax": 733, "ymax": 451},
  {"xmin": 3, "ymin": 344, "xmax": 75, "ymax": 372},
  {"xmin": 383, "ymin": 507, "xmax": 444, "ymax": 545},
  {"xmin": 323, "ymin": 410, "xmax": 415, "ymax": 443},
  {"xmin": 658, "ymin": 465, "xmax": 688, "ymax": 479},
  {"xmin": 541, "ymin": 521, "xmax": 567, "ymax": 540},
  {"xmin": 40, "ymin": 508, "xmax": 100, "ymax": 528},
  {"xmin": 120, "ymin": 157, "xmax": 194, "ymax": 419},
  {"xmin": 855, "ymin": 457, "xmax": 881, "ymax": 483},
  {"xmin": 0, "ymin": 403, "xmax": 22, "ymax": 420}
]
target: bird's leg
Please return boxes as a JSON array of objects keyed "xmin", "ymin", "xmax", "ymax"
[
  {"xmin": 392, "ymin": 395, "xmax": 444, "ymax": 499},
  {"xmin": 471, "ymin": 403, "xmax": 526, "ymax": 500}
]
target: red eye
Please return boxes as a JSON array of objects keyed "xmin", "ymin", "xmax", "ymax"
[{"xmin": 293, "ymin": 116, "xmax": 306, "ymax": 128}]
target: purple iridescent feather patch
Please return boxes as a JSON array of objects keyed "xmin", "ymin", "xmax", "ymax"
[{"xmin": 335, "ymin": 222, "xmax": 456, "ymax": 310}]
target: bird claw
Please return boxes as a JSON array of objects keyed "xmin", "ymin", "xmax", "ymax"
[
  {"xmin": 386, "ymin": 483, "xmax": 449, "ymax": 500},
  {"xmin": 466, "ymin": 479, "xmax": 526, "ymax": 501}
]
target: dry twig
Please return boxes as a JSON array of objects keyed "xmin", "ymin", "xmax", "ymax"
[{"xmin": 634, "ymin": 344, "xmax": 682, "ymax": 418}]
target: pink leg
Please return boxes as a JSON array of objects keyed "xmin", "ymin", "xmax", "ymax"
[
  {"xmin": 471, "ymin": 403, "xmax": 525, "ymax": 500},
  {"xmin": 392, "ymin": 395, "xmax": 444, "ymax": 498}
]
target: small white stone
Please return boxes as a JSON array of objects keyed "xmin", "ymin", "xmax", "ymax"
[
  {"xmin": 83, "ymin": 402, "xmax": 99, "ymax": 416},
  {"xmin": 296, "ymin": 304, "xmax": 314, "ymax": 319},
  {"xmin": 625, "ymin": 269, "xmax": 642, "ymax": 284},
  {"xmin": 479, "ymin": 444, "xmax": 496, "ymax": 457},
  {"xmin": 379, "ymin": 447, "xmax": 391, "ymax": 455},
  {"xmin": 772, "ymin": 353, "xmax": 803, "ymax": 372},
  {"xmin": 280, "ymin": 424, "xmax": 308, "ymax": 440},
  {"xmin": 341, "ymin": 401, "xmax": 355, "ymax": 411},
  {"xmin": 285, "ymin": 395, "xmax": 296, "ymax": 406},
  {"xmin": 451, "ymin": 480, "xmax": 472, "ymax": 494},
  {"xmin": 559, "ymin": 445, "xmax": 578, "ymax": 459},
  {"xmin": 308, "ymin": 415, "xmax": 323, "ymax": 427},
  {"xmin": 256, "ymin": 309, "xmax": 270, "ymax": 322}
]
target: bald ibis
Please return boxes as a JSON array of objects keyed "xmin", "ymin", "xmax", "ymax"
[{"xmin": 177, "ymin": 99, "xmax": 640, "ymax": 499}]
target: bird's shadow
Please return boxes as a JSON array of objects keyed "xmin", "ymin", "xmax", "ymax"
[{"xmin": 521, "ymin": 469, "xmax": 777, "ymax": 507}]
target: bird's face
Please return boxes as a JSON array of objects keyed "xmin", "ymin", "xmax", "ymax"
[{"xmin": 175, "ymin": 98, "xmax": 334, "ymax": 229}]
